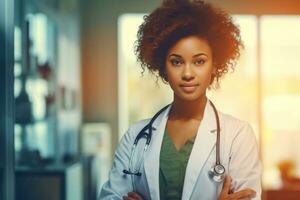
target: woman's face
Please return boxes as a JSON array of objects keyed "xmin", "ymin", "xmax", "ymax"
[{"xmin": 165, "ymin": 35, "xmax": 215, "ymax": 101}]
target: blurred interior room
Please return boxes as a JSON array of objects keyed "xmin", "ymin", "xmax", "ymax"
[{"xmin": 1, "ymin": 0, "xmax": 300, "ymax": 199}]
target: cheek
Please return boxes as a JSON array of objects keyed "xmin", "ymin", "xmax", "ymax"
[
  {"xmin": 167, "ymin": 76, "xmax": 177, "ymax": 90},
  {"xmin": 165, "ymin": 67, "xmax": 176, "ymax": 82},
  {"xmin": 165, "ymin": 72, "xmax": 179, "ymax": 91},
  {"xmin": 196, "ymin": 71, "xmax": 214, "ymax": 88}
]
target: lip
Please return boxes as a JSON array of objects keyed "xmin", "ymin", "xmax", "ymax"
[{"xmin": 180, "ymin": 84, "xmax": 199, "ymax": 93}]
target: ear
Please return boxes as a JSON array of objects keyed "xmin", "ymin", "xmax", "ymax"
[
  {"xmin": 212, "ymin": 65, "xmax": 217, "ymax": 75},
  {"xmin": 212, "ymin": 58, "xmax": 218, "ymax": 73}
]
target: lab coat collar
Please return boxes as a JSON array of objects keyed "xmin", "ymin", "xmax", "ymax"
[
  {"xmin": 181, "ymin": 99, "xmax": 218, "ymax": 200},
  {"xmin": 144, "ymin": 104, "xmax": 171, "ymax": 200},
  {"xmin": 144, "ymin": 99, "xmax": 218, "ymax": 200}
]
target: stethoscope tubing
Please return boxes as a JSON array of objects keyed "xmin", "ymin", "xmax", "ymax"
[
  {"xmin": 209, "ymin": 100, "xmax": 221, "ymax": 165},
  {"xmin": 133, "ymin": 104, "xmax": 170, "ymax": 146},
  {"xmin": 124, "ymin": 100, "xmax": 224, "ymax": 183}
]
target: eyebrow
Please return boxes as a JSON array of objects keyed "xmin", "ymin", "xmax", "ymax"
[{"xmin": 168, "ymin": 53, "xmax": 208, "ymax": 58}]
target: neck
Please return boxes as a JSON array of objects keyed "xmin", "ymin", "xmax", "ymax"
[{"xmin": 169, "ymin": 94, "xmax": 207, "ymax": 121}]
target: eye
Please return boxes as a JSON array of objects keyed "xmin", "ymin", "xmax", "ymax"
[
  {"xmin": 170, "ymin": 59, "xmax": 183, "ymax": 66},
  {"xmin": 194, "ymin": 59, "xmax": 205, "ymax": 65}
]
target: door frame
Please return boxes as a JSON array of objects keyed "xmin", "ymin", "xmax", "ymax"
[{"xmin": 0, "ymin": 0, "xmax": 15, "ymax": 199}]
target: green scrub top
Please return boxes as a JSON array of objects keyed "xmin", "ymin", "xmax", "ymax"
[{"xmin": 159, "ymin": 129, "xmax": 196, "ymax": 200}]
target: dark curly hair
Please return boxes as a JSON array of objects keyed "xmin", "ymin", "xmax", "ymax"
[{"xmin": 134, "ymin": 0, "xmax": 243, "ymax": 87}]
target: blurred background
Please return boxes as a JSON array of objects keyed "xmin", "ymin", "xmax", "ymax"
[{"xmin": 1, "ymin": 0, "xmax": 300, "ymax": 199}]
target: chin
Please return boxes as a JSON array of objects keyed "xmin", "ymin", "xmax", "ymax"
[{"xmin": 176, "ymin": 92, "xmax": 204, "ymax": 102}]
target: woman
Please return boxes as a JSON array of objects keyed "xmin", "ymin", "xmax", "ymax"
[{"xmin": 99, "ymin": 0, "xmax": 261, "ymax": 199}]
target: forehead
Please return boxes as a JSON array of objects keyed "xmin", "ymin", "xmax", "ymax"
[{"xmin": 167, "ymin": 35, "xmax": 212, "ymax": 57}]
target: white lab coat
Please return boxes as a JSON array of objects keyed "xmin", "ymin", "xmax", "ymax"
[{"xmin": 99, "ymin": 100, "xmax": 262, "ymax": 200}]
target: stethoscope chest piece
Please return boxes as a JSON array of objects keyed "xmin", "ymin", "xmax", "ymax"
[{"xmin": 209, "ymin": 164, "xmax": 225, "ymax": 183}]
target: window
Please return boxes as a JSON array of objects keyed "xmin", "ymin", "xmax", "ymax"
[{"xmin": 261, "ymin": 16, "xmax": 300, "ymax": 188}]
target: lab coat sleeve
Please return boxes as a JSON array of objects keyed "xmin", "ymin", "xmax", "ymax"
[
  {"xmin": 228, "ymin": 123, "xmax": 262, "ymax": 200},
  {"xmin": 98, "ymin": 127, "xmax": 134, "ymax": 200}
]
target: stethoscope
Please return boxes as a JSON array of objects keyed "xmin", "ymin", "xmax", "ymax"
[{"xmin": 123, "ymin": 100, "xmax": 225, "ymax": 191}]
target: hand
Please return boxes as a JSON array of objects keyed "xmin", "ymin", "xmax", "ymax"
[
  {"xmin": 218, "ymin": 176, "xmax": 256, "ymax": 200},
  {"xmin": 123, "ymin": 192, "xmax": 144, "ymax": 200}
]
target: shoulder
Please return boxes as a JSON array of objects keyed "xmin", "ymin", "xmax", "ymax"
[
  {"xmin": 121, "ymin": 118, "xmax": 151, "ymax": 142},
  {"xmin": 128, "ymin": 118, "xmax": 151, "ymax": 132},
  {"xmin": 114, "ymin": 118, "xmax": 152, "ymax": 155},
  {"xmin": 218, "ymin": 112, "xmax": 259, "ymax": 164},
  {"xmin": 219, "ymin": 112, "xmax": 248, "ymax": 128},
  {"xmin": 218, "ymin": 111, "xmax": 256, "ymax": 142}
]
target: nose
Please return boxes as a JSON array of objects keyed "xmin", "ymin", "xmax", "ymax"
[{"xmin": 182, "ymin": 64, "xmax": 194, "ymax": 81}]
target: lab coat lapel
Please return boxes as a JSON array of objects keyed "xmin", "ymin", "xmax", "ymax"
[
  {"xmin": 144, "ymin": 105, "xmax": 171, "ymax": 200},
  {"xmin": 182, "ymin": 100, "xmax": 217, "ymax": 200}
]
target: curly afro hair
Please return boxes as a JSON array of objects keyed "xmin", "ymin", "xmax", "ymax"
[{"xmin": 134, "ymin": 0, "xmax": 243, "ymax": 87}]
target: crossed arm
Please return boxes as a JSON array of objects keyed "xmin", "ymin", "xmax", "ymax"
[{"xmin": 122, "ymin": 176, "xmax": 256, "ymax": 200}]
